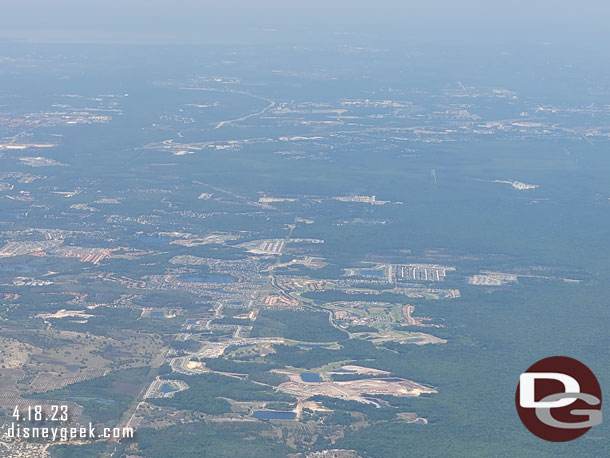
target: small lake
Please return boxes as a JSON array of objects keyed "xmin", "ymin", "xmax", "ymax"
[
  {"xmin": 360, "ymin": 269, "xmax": 384, "ymax": 277},
  {"xmin": 160, "ymin": 384, "xmax": 175, "ymax": 394},
  {"xmin": 301, "ymin": 372, "xmax": 321, "ymax": 382},
  {"xmin": 252, "ymin": 410, "xmax": 296, "ymax": 420}
]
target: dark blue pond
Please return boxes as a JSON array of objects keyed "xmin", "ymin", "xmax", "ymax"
[
  {"xmin": 252, "ymin": 411, "xmax": 296, "ymax": 420},
  {"xmin": 150, "ymin": 311, "xmax": 165, "ymax": 317},
  {"xmin": 360, "ymin": 269, "xmax": 383, "ymax": 277},
  {"xmin": 178, "ymin": 275, "xmax": 235, "ymax": 283},
  {"xmin": 160, "ymin": 384, "xmax": 175, "ymax": 393},
  {"xmin": 301, "ymin": 372, "xmax": 321, "ymax": 382}
]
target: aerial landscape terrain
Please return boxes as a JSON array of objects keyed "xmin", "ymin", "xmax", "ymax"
[{"xmin": 0, "ymin": 29, "xmax": 610, "ymax": 457}]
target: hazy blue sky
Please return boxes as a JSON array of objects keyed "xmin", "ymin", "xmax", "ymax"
[{"xmin": 1, "ymin": 1, "xmax": 609, "ymax": 45}]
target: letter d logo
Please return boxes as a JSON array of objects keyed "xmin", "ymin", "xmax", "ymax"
[{"xmin": 519, "ymin": 372, "xmax": 580, "ymax": 408}]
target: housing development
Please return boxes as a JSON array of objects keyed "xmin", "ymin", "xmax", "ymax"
[{"xmin": 0, "ymin": 33, "xmax": 607, "ymax": 458}]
